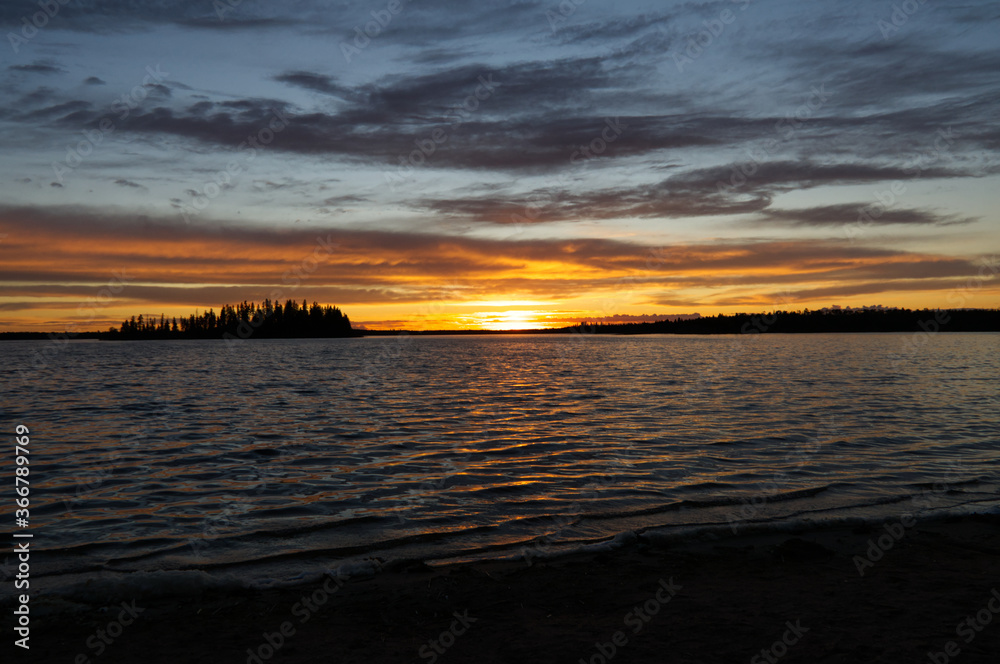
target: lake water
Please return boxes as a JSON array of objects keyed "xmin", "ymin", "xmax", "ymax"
[{"xmin": 1, "ymin": 333, "xmax": 998, "ymax": 598}]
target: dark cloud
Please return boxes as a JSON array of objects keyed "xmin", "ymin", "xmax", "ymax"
[
  {"xmin": 178, "ymin": 17, "xmax": 301, "ymax": 30},
  {"xmin": 8, "ymin": 62, "xmax": 64, "ymax": 74},
  {"xmin": 0, "ymin": 0, "xmax": 531, "ymax": 36},
  {"xmin": 322, "ymin": 195, "xmax": 367, "ymax": 205},
  {"xmin": 146, "ymin": 83, "xmax": 171, "ymax": 98},
  {"xmin": 551, "ymin": 13, "xmax": 675, "ymax": 43},
  {"xmin": 672, "ymin": 161, "xmax": 975, "ymax": 194},
  {"xmin": 84, "ymin": 76, "xmax": 106, "ymax": 85},
  {"xmin": 420, "ymin": 181, "xmax": 768, "ymax": 224},
  {"xmin": 418, "ymin": 158, "xmax": 986, "ymax": 225},
  {"xmin": 31, "ymin": 100, "xmax": 92, "ymax": 119},
  {"xmin": 758, "ymin": 204, "xmax": 976, "ymax": 228},
  {"xmin": 17, "ymin": 87, "xmax": 56, "ymax": 106},
  {"xmin": 4, "ymin": 5, "xmax": 997, "ymax": 184},
  {"xmin": 0, "ymin": 55, "xmax": 691, "ymax": 171},
  {"xmin": 0, "ymin": 0, "xmax": 297, "ymax": 32},
  {"xmin": 273, "ymin": 71, "xmax": 359, "ymax": 100},
  {"xmin": 33, "ymin": 63, "xmax": 994, "ymax": 180}
]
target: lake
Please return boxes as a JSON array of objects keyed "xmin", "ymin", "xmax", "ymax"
[{"xmin": 1, "ymin": 333, "xmax": 998, "ymax": 597}]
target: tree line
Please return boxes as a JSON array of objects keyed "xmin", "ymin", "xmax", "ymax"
[
  {"xmin": 102, "ymin": 299, "xmax": 356, "ymax": 339},
  {"xmin": 565, "ymin": 308, "xmax": 1000, "ymax": 335}
]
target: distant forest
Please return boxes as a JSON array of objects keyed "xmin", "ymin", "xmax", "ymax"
[
  {"xmin": 102, "ymin": 299, "xmax": 356, "ymax": 339},
  {"xmin": 565, "ymin": 308, "xmax": 1000, "ymax": 335}
]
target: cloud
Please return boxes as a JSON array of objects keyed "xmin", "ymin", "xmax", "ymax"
[
  {"xmin": 178, "ymin": 17, "xmax": 301, "ymax": 30},
  {"xmin": 4, "ymin": 11, "xmax": 999, "ymax": 185},
  {"xmin": 1, "ymin": 204, "xmax": 993, "ymax": 294},
  {"xmin": 417, "ymin": 157, "xmax": 988, "ymax": 225},
  {"xmin": 673, "ymin": 161, "xmax": 976, "ymax": 194},
  {"xmin": 145, "ymin": 83, "xmax": 171, "ymax": 98},
  {"xmin": 30, "ymin": 100, "xmax": 92, "ymax": 119},
  {"xmin": 84, "ymin": 76, "xmax": 106, "ymax": 85},
  {"xmin": 8, "ymin": 62, "xmax": 64, "ymax": 74},
  {"xmin": 757, "ymin": 204, "xmax": 976, "ymax": 228},
  {"xmin": 0, "ymin": 0, "xmax": 298, "ymax": 32},
  {"xmin": 273, "ymin": 71, "xmax": 359, "ymax": 100},
  {"xmin": 550, "ymin": 13, "xmax": 675, "ymax": 44},
  {"xmin": 15, "ymin": 57, "xmax": 698, "ymax": 171}
]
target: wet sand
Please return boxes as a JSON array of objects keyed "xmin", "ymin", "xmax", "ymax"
[{"xmin": 27, "ymin": 514, "xmax": 1000, "ymax": 663}]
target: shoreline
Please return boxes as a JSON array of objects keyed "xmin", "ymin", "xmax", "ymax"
[
  {"xmin": 4, "ymin": 306, "xmax": 999, "ymax": 339},
  {"xmin": 25, "ymin": 512, "xmax": 1000, "ymax": 663},
  {"xmin": 3, "ymin": 329, "xmax": 1000, "ymax": 341}
]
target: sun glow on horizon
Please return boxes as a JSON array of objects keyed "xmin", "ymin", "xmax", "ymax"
[{"xmin": 461, "ymin": 310, "xmax": 552, "ymax": 330}]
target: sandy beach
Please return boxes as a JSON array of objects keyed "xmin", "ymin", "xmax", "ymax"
[{"xmin": 22, "ymin": 513, "xmax": 1000, "ymax": 664}]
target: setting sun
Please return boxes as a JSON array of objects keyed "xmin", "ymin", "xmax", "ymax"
[{"xmin": 463, "ymin": 310, "xmax": 551, "ymax": 330}]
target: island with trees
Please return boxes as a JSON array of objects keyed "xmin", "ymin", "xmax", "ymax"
[{"xmin": 101, "ymin": 299, "xmax": 357, "ymax": 340}]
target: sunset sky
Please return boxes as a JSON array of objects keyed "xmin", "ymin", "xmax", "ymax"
[{"xmin": 1, "ymin": 0, "xmax": 998, "ymax": 331}]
